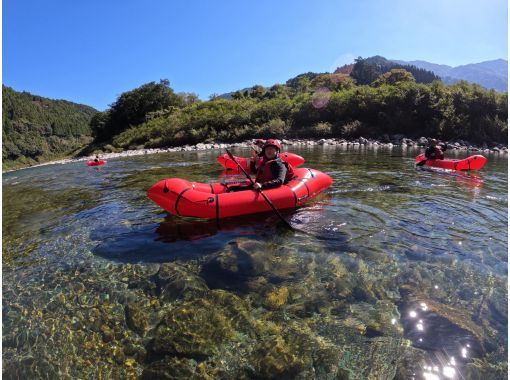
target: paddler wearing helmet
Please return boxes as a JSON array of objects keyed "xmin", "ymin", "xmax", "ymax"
[
  {"xmin": 252, "ymin": 139, "xmax": 294, "ymax": 190},
  {"xmin": 424, "ymin": 138, "xmax": 447, "ymax": 160},
  {"xmin": 227, "ymin": 139, "xmax": 294, "ymax": 192}
]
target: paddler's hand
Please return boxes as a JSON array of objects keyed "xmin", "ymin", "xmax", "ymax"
[{"xmin": 253, "ymin": 182, "xmax": 262, "ymax": 190}]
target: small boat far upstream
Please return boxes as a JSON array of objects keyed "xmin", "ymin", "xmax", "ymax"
[{"xmin": 87, "ymin": 160, "xmax": 106, "ymax": 166}]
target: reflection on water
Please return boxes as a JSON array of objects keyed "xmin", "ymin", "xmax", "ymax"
[
  {"xmin": 416, "ymin": 166, "xmax": 485, "ymax": 190},
  {"xmin": 2, "ymin": 145, "xmax": 507, "ymax": 378},
  {"xmin": 92, "ymin": 213, "xmax": 282, "ymax": 263}
]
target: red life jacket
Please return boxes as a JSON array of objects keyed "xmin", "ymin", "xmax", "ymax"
[
  {"xmin": 255, "ymin": 157, "xmax": 295, "ymax": 184},
  {"xmin": 253, "ymin": 156, "xmax": 263, "ymax": 170}
]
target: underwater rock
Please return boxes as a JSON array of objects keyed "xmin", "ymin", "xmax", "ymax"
[
  {"xmin": 156, "ymin": 262, "xmax": 209, "ymax": 302},
  {"xmin": 141, "ymin": 357, "xmax": 198, "ymax": 380},
  {"xmin": 249, "ymin": 335, "xmax": 306, "ymax": 379},
  {"xmin": 309, "ymin": 315, "xmax": 405, "ymax": 379},
  {"xmin": 128, "ymin": 278, "xmax": 159, "ymax": 297},
  {"xmin": 247, "ymin": 320, "xmax": 344, "ymax": 379},
  {"xmin": 465, "ymin": 354, "xmax": 508, "ymax": 380},
  {"xmin": 3, "ymin": 356, "xmax": 59, "ymax": 380},
  {"xmin": 141, "ymin": 356, "xmax": 236, "ymax": 380},
  {"xmin": 100, "ymin": 324, "xmax": 115, "ymax": 343},
  {"xmin": 264, "ymin": 286, "xmax": 289, "ymax": 310},
  {"xmin": 123, "ymin": 342, "xmax": 147, "ymax": 363},
  {"xmin": 201, "ymin": 239, "xmax": 304, "ymax": 292},
  {"xmin": 347, "ymin": 301, "xmax": 402, "ymax": 337},
  {"xmin": 313, "ymin": 255, "xmax": 356, "ymax": 300},
  {"xmin": 125, "ymin": 302, "xmax": 149, "ymax": 336},
  {"xmin": 150, "ymin": 290, "xmax": 252, "ymax": 358},
  {"xmin": 393, "ymin": 345, "xmax": 429, "ymax": 379},
  {"xmin": 399, "ymin": 284, "xmax": 485, "ymax": 351}
]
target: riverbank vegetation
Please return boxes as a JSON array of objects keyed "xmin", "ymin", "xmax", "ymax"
[
  {"xmin": 3, "ymin": 56, "xmax": 507, "ymax": 169},
  {"xmin": 93, "ymin": 70, "xmax": 507, "ymax": 153}
]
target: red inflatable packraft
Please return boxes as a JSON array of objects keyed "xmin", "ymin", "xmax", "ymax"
[
  {"xmin": 87, "ymin": 160, "xmax": 106, "ymax": 166},
  {"xmin": 415, "ymin": 153, "xmax": 486, "ymax": 171},
  {"xmin": 147, "ymin": 168, "xmax": 332, "ymax": 219}
]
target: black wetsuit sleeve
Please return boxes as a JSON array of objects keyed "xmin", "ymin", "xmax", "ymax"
[
  {"xmin": 249, "ymin": 159, "xmax": 257, "ymax": 174},
  {"xmin": 261, "ymin": 160, "xmax": 287, "ymax": 189}
]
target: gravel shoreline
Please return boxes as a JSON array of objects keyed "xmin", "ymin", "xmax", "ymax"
[{"xmin": 4, "ymin": 136, "xmax": 507, "ymax": 173}]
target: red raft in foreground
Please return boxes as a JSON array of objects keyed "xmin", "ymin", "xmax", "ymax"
[
  {"xmin": 415, "ymin": 153, "xmax": 487, "ymax": 171},
  {"xmin": 217, "ymin": 152, "xmax": 305, "ymax": 171},
  {"xmin": 147, "ymin": 168, "xmax": 332, "ymax": 219},
  {"xmin": 87, "ymin": 160, "xmax": 106, "ymax": 166}
]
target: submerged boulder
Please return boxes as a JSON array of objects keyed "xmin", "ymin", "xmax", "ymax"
[
  {"xmin": 150, "ymin": 290, "xmax": 252, "ymax": 358},
  {"xmin": 156, "ymin": 262, "xmax": 209, "ymax": 302}
]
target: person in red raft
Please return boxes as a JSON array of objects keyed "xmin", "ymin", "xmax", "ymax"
[
  {"xmin": 425, "ymin": 138, "xmax": 447, "ymax": 160},
  {"xmin": 227, "ymin": 139, "xmax": 294, "ymax": 192}
]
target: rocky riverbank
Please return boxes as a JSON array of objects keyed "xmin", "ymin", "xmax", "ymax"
[{"xmin": 4, "ymin": 136, "xmax": 507, "ymax": 173}]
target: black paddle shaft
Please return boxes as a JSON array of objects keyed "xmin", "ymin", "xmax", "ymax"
[{"xmin": 225, "ymin": 149, "xmax": 294, "ymax": 230}]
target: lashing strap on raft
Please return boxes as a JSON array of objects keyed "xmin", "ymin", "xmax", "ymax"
[{"xmin": 175, "ymin": 188, "xmax": 191, "ymax": 216}]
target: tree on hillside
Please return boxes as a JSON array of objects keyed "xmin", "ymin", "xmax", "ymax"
[
  {"xmin": 351, "ymin": 56, "xmax": 439, "ymax": 85},
  {"xmin": 311, "ymin": 73, "xmax": 356, "ymax": 91},
  {"xmin": 373, "ymin": 69, "xmax": 416, "ymax": 86},
  {"xmin": 334, "ymin": 64, "xmax": 354, "ymax": 75},
  {"xmin": 286, "ymin": 72, "xmax": 325, "ymax": 93},
  {"xmin": 266, "ymin": 84, "xmax": 289, "ymax": 98},
  {"xmin": 178, "ymin": 92, "xmax": 200, "ymax": 105},
  {"xmin": 93, "ymin": 79, "xmax": 184, "ymax": 140},
  {"xmin": 249, "ymin": 85, "xmax": 267, "ymax": 99},
  {"xmin": 231, "ymin": 91, "xmax": 246, "ymax": 100},
  {"xmin": 351, "ymin": 57, "xmax": 381, "ymax": 85},
  {"xmin": 90, "ymin": 111, "xmax": 109, "ymax": 133}
]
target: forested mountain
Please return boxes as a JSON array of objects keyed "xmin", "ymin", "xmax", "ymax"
[
  {"xmin": 2, "ymin": 85, "xmax": 97, "ymax": 169},
  {"xmin": 392, "ymin": 58, "xmax": 508, "ymax": 92},
  {"xmin": 351, "ymin": 56, "xmax": 440, "ymax": 85}
]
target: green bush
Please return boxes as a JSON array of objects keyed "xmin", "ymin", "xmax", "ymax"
[{"xmin": 311, "ymin": 122, "xmax": 333, "ymax": 137}]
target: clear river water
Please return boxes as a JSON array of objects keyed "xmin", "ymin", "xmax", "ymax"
[{"xmin": 2, "ymin": 144, "xmax": 507, "ymax": 379}]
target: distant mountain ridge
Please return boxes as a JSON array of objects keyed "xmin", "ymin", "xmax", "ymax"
[{"xmin": 392, "ymin": 58, "xmax": 508, "ymax": 92}]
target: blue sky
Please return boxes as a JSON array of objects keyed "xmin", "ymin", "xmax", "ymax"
[{"xmin": 3, "ymin": 0, "xmax": 508, "ymax": 110}]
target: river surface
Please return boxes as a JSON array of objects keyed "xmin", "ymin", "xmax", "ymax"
[{"xmin": 2, "ymin": 145, "xmax": 507, "ymax": 379}]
